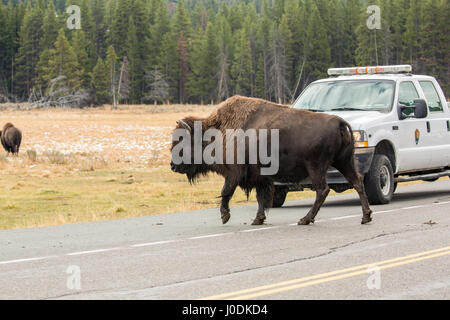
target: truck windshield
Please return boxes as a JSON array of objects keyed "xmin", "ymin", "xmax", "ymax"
[{"xmin": 292, "ymin": 80, "xmax": 395, "ymax": 112}]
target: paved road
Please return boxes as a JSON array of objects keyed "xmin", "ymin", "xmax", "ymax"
[{"xmin": 0, "ymin": 180, "xmax": 449, "ymax": 300}]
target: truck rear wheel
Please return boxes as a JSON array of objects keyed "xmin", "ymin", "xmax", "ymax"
[
  {"xmin": 364, "ymin": 154, "xmax": 394, "ymax": 205},
  {"xmin": 272, "ymin": 187, "xmax": 288, "ymax": 208}
]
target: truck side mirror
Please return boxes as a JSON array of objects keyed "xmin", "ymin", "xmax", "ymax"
[{"xmin": 413, "ymin": 99, "xmax": 428, "ymax": 118}]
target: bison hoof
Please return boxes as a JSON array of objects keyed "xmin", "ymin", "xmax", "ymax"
[
  {"xmin": 298, "ymin": 218, "xmax": 311, "ymax": 225},
  {"xmin": 361, "ymin": 215, "xmax": 372, "ymax": 225},
  {"xmin": 221, "ymin": 209, "xmax": 231, "ymax": 224},
  {"xmin": 251, "ymin": 217, "xmax": 265, "ymax": 225}
]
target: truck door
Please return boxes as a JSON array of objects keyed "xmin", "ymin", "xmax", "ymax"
[
  {"xmin": 396, "ymin": 80, "xmax": 430, "ymax": 172},
  {"xmin": 418, "ymin": 80, "xmax": 450, "ymax": 168}
]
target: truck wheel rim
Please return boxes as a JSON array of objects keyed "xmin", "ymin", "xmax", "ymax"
[{"xmin": 380, "ymin": 165, "xmax": 391, "ymax": 196}]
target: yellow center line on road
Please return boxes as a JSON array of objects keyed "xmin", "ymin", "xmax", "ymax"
[{"xmin": 199, "ymin": 246, "xmax": 450, "ymax": 300}]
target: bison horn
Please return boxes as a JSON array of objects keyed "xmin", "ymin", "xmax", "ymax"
[{"xmin": 177, "ymin": 120, "xmax": 192, "ymax": 132}]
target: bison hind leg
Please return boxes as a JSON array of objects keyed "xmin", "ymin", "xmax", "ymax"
[
  {"xmin": 298, "ymin": 164, "xmax": 330, "ymax": 225},
  {"xmin": 334, "ymin": 160, "xmax": 372, "ymax": 224},
  {"xmin": 220, "ymin": 177, "xmax": 239, "ymax": 224},
  {"xmin": 252, "ymin": 183, "xmax": 274, "ymax": 225},
  {"xmin": 298, "ymin": 184, "xmax": 330, "ymax": 225}
]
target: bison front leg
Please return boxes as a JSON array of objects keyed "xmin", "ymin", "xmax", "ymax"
[
  {"xmin": 220, "ymin": 177, "xmax": 238, "ymax": 224},
  {"xmin": 252, "ymin": 183, "xmax": 274, "ymax": 225}
]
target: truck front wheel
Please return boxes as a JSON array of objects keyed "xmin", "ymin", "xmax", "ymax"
[{"xmin": 364, "ymin": 154, "xmax": 394, "ymax": 205}]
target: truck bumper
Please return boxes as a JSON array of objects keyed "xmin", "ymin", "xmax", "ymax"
[{"xmin": 274, "ymin": 147, "xmax": 375, "ymax": 189}]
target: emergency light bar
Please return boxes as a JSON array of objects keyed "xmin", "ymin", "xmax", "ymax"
[{"xmin": 328, "ymin": 65, "xmax": 412, "ymax": 76}]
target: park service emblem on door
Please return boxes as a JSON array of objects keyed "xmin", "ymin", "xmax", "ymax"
[{"xmin": 415, "ymin": 129, "xmax": 420, "ymax": 145}]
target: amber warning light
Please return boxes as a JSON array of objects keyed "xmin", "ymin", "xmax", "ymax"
[{"xmin": 328, "ymin": 65, "xmax": 412, "ymax": 76}]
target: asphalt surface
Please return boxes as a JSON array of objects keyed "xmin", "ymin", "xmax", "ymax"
[{"xmin": 0, "ymin": 179, "xmax": 449, "ymax": 300}]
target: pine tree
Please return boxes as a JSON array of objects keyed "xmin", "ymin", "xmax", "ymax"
[
  {"xmin": 254, "ymin": 53, "xmax": 265, "ymax": 98},
  {"xmin": 45, "ymin": 29, "xmax": 82, "ymax": 91},
  {"xmin": 439, "ymin": 0, "xmax": 450, "ymax": 93},
  {"xmin": 40, "ymin": 0, "xmax": 59, "ymax": 50},
  {"xmin": 111, "ymin": 0, "xmax": 133, "ymax": 58},
  {"xmin": 188, "ymin": 23, "xmax": 219, "ymax": 103},
  {"xmin": 215, "ymin": 14, "xmax": 232, "ymax": 102},
  {"xmin": 15, "ymin": 2, "xmax": 44, "ymax": 97},
  {"xmin": 355, "ymin": 0, "xmax": 381, "ymax": 66},
  {"xmin": 173, "ymin": 0, "xmax": 192, "ymax": 103},
  {"xmin": 303, "ymin": 1, "xmax": 331, "ymax": 86},
  {"xmin": 231, "ymin": 27, "xmax": 252, "ymax": 96},
  {"xmin": 280, "ymin": 0, "xmax": 303, "ymax": 92},
  {"xmin": 421, "ymin": 0, "xmax": 441, "ymax": 76},
  {"xmin": 149, "ymin": 0, "xmax": 170, "ymax": 67},
  {"xmin": 157, "ymin": 32, "xmax": 178, "ymax": 103},
  {"xmin": 177, "ymin": 31, "xmax": 189, "ymax": 103},
  {"xmin": 405, "ymin": 0, "xmax": 423, "ymax": 69},
  {"xmin": 71, "ymin": 30, "xmax": 91, "ymax": 87},
  {"xmin": 0, "ymin": 2, "xmax": 6, "ymax": 95},
  {"xmin": 35, "ymin": 1, "xmax": 61, "ymax": 89},
  {"xmin": 91, "ymin": 0, "xmax": 107, "ymax": 58},
  {"xmin": 91, "ymin": 58, "xmax": 109, "ymax": 106},
  {"xmin": 267, "ymin": 22, "xmax": 289, "ymax": 103},
  {"xmin": 126, "ymin": 16, "xmax": 140, "ymax": 103},
  {"xmin": 174, "ymin": 0, "xmax": 192, "ymax": 39},
  {"xmin": 342, "ymin": 0, "xmax": 363, "ymax": 66},
  {"xmin": 0, "ymin": 2, "xmax": 20, "ymax": 97}
]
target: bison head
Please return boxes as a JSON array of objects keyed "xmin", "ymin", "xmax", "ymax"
[{"xmin": 170, "ymin": 118, "xmax": 210, "ymax": 183}]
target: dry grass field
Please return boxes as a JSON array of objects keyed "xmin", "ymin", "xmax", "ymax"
[{"xmin": 0, "ymin": 104, "xmax": 324, "ymax": 230}]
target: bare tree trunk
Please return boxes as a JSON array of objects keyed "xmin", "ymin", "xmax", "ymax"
[
  {"xmin": 291, "ymin": 56, "xmax": 306, "ymax": 103},
  {"xmin": 111, "ymin": 66, "xmax": 117, "ymax": 110},
  {"xmin": 263, "ymin": 51, "xmax": 269, "ymax": 100},
  {"xmin": 11, "ymin": 58, "xmax": 14, "ymax": 98},
  {"xmin": 216, "ymin": 49, "xmax": 229, "ymax": 103},
  {"xmin": 118, "ymin": 63, "xmax": 123, "ymax": 103}
]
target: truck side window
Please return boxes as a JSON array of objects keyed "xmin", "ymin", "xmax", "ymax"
[
  {"xmin": 398, "ymin": 81, "xmax": 419, "ymax": 115},
  {"xmin": 419, "ymin": 81, "xmax": 444, "ymax": 112}
]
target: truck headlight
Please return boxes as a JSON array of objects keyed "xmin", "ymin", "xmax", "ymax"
[{"xmin": 353, "ymin": 130, "xmax": 369, "ymax": 148}]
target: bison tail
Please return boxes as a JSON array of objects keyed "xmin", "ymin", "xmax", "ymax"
[{"xmin": 337, "ymin": 121, "xmax": 355, "ymax": 162}]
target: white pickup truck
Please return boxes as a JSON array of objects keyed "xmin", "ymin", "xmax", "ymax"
[{"xmin": 274, "ymin": 65, "xmax": 450, "ymax": 207}]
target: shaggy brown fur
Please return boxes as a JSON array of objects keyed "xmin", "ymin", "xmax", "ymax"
[
  {"xmin": 1, "ymin": 123, "xmax": 22, "ymax": 155},
  {"xmin": 170, "ymin": 95, "xmax": 372, "ymax": 226}
]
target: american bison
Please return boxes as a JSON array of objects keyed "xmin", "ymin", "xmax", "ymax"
[
  {"xmin": 1, "ymin": 123, "xmax": 22, "ymax": 155},
  {"xmin": 170, "ymin": 96, "xmax": 372, "ymax": 226}
]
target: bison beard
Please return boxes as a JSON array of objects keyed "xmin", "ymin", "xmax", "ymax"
[
  {"xmin": 170, "ymin": 95, "xmax": 372, "ymax": 226},
  {"xmin": 1, "ymin": 123, "xmax": 22, "ymax": 155}
]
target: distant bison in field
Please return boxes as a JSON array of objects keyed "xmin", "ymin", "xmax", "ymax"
[
  {"xmin": 170, "ymin": 95, "xmax": 372, "ymax": 226},
  {"xmin": 1, "ymin": 123, "xmax": 22, "ymax": 155}
]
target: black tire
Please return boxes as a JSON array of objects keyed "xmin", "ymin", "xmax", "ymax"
[
  {"xmin": 272, "ymin": 187, "xmax": 288, "ymax": 208},
  {"xmin": 364, "ymin": 154, "xmax": 395, "ymax": 205}
]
